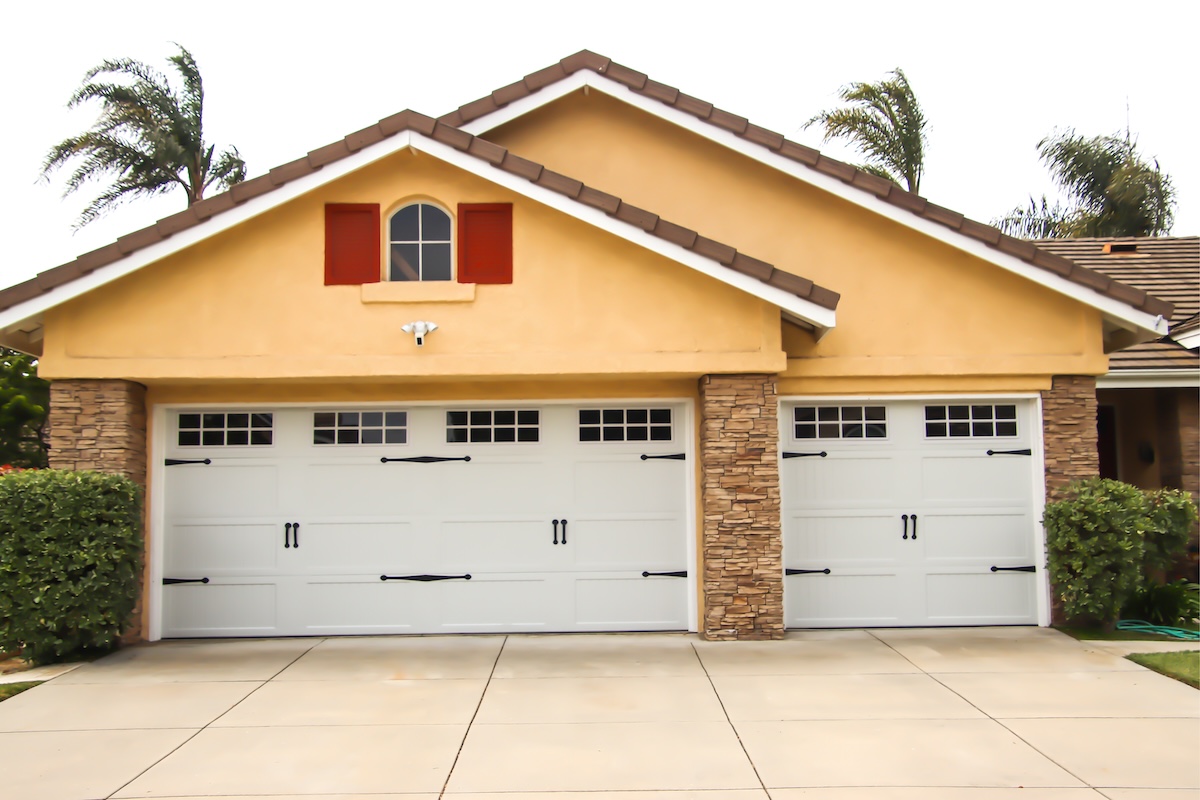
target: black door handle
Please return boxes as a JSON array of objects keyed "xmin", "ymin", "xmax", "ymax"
[
  {"xmin": 284, "ymin": 522, "xmax": 292, "ymax": 548},
  {"xmin": 292, "ymin": 522, "xmax": 299, "ymax": 548},
  {"xmin": 910, "ymin": 514, "xmax": 917, "ymax": 540},
  {"xmin": 552, "ymin": 519, "xmax": 559, "ymax": 545},
  {"xmin": 163, "ymin": 577, "xmax": 210, "ymax": 585},
  {"xmin": 380, "ymin": 574, "xmax": 473, "ymax": 581},
  {"xmin": 902, "ymin": 514, "xmax": 908, "ymax": 540},
  {"xmin": 785, "ymin": 568, "xmax": 831, "ymax": 575},
  {"xmin": 640, "ymin": 453, "xmax": 686, "ymax": 461},
  {"xmin": 990, "ymin": 565, "xmax": 1036, "ymax": 573},
  {"xmin": 561, "ymin": 519, "xmax": 567, "ymax": 545},
  {"xmin": 165, "ymin": 458, "xmax": 212, "ymax": 466},
  {"xmin": 782, "ymin": 451, "xmax": 828, "ymax": 459},
  {"xmin": 987, "ymin": 448, "xmax": 1032, "ymax": 456},
  {"xmin": 642, "ymin": 570, "xmax": 688, "ymax": 578}
]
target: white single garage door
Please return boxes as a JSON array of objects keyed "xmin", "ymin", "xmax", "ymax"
[
  {"xmin": 160, "ymin": 403, "xmax": 691, "ymax": 637},
  {"xmin": 780, "ymin": 398, "xmax": 1041, "ymax": 627}
]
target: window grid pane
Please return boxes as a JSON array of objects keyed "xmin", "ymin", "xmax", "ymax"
[
  {"xmin": 924, "ymin": 404, "xmax": 1018, "ymax": 438},
  {"xmin": 178, "ymin": 412, "xmax": 273, "ymax": 447},
  {"xmin": 579, "ymin": 408, "xmax": 673, "ymax": 443},
  {"xmin": 314, "ymin": 409, "xmax": 407, "ymax": 446},
  {"xmin": 389, "ymin": 203, "xmax": 452, "ymax": 282},
  {"xmin": 793, "ymin": 406, "xmax": 887, "ymax": 440},
  {"xmin": 447, "ymin": 409, "xmax": 539, "ymax": 444}
]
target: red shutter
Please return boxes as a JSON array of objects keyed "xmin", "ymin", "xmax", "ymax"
[
  {"xmin": 458, "ymin": 203, "xmax": 513, "ymax": 284},
  {"xmin": 324, "ymin": 204, "xmax": 381, "ymax": 285}
]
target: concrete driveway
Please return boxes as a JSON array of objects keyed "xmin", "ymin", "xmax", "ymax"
[{"xmin": 0, "ymin": 628, "xmax": 1196, "ymax": 800}]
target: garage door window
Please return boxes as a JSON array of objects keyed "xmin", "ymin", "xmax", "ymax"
[
  {"xmin": 924, "ymin": 404, "xmax": 1018, "ymax": 438},
  {"xmin": 177, "ymin": 412, "xmax": 273, "ymax": 447},
  {"xmin": 447, "ymin": 409, "xmax": 539, "ymax": 443},
  {"xmin": 793, "ymin": 406, "xmax": 886, "ymax": 440},
  {"xmin": 313, "ymin": 411, "xmax": 407, "ymax": 445},
  {"xmin": 579, "ymin": 408, "xmax": 672, "ymax": 442}
]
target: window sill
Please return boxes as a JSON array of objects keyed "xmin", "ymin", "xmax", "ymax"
[{"xmin": 361, "ymin": 281, "xmax": 476, "ymax": 304}]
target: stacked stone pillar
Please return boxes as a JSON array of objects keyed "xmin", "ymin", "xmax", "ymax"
[
  {"xmin": 699, "ymin": 374, "xmax": 784, "ymax": 640},
  {"xmin": 48, "ymin": 379, "xmax": 148, "ymax": 640},
  {"xmin": 1040, "ymin": 375, "xmax": 1099, "ymax": 498}
]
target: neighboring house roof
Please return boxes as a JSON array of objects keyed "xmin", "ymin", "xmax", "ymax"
[
  {"xmin": 1036, "ymin": 237, "xmax": 1199, "ymax": 379},
  {"xmin": 0, "ymin": 111, "xmax": 840, "ymax": 354},
  {"xmin": 441, "ymin": 50, "xmax": 1172, "ymax": 329}
]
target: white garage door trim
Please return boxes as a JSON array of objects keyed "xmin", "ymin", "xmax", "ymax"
[
  {"xmin": 146, "ymin": 398, "xmax": 698, "ymax": 641},
  {"xmin": 777, "ymin": 393, "xmax": 1050, "ymax": 627}
]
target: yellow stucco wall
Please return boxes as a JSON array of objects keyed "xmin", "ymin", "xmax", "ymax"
[
  {"xmin": 484, "ymin": 89, "xmax": 1109, "ymax": 394},
  {"xmin": 39, "ymin": 150, "xmax": 783, "ymax": 383}
]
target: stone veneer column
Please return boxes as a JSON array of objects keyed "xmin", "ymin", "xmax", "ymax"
[
  {"xmin": 1040, "ymin": 375, "xmax": 1099, "ymax": 499},
  {"xmin": 699, "ymin": 374, "xmax": 784, "ymax": 641},
  {"xmin": 48, "ymin": 379, "xmax": 148, "ymax": 641}
]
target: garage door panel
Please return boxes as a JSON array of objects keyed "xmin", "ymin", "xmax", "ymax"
[
  {"xmin": 163, "ymin": 582, "xmax": 278, "ymax": 636},
  {"xmin": 436, "ymin": 520, "xmax": 550, "ymax": 572},
  {"xmin": 165, "ymin": 522, "xmax": 279, "ymax": 575},
  {"xmin": 785, "ymin": 573, "xmax": 904, "ymax": 627},
  {"xmin": 569, "ymin": 517, "xmax": 684, "ymax": 571},
  {"xmin": 574, "ymin": 575, "xmax": 688, "ymax": 629},
  {"xmin": 452, "ymin": 460, "xmax": 552, "ymax": 514},
  {"xmin": 920, "ymin": 455, "xmax": 1031, "ymax": 503},
  {"xmin": 925, "ymin": 572, "xmax": 1038, "ymax": 624},
  {"xmin": 785, "ymin": 456, "xmax": 902, "ymax": 507},
  {"xmin": 300, "ymin": 463, "xmax": 414, "ymax": 516},
  {"xmin": 785, "ymin": 513, "xmax": 901, "ymax": 565},
  {"xmin": 293, "ymin": 521, "xmax": 425, "ymax": 572},
  {"xmin": 296, "ymin": 579, "xmax": 418, "ymax": 633},
  {"xmin": 166, "ymin": 465, "xmax": 279, "ymax": 517},
  {"xmin": 918, "ymin": 512, "xmax": 1034, "ymax": 561},
  {"xmin": 572, "ymin": 461, "xmax": 684, "ymax": 514},
  {"xmin": 430, "ymin": 575, "xmax": 556, "ymax": 631}
]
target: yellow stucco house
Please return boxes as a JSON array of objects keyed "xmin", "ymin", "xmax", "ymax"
[{"xmin": 0, "ymin": 52, "xmax": 1173, "ymax": 641}]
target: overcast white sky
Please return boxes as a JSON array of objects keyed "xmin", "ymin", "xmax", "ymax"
[{"xmin": 2, "ymin": 0, "xmax": 1196, "ymax": 290}]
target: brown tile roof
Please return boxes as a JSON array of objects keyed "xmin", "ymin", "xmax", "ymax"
[
  {"xmin": 439, "ymin": 50, "xmax": 1173, "ymax": 321},
  {"xmin": 0, "ymin": 112, "xmax": 838, "ymax": 319},
  {"xmin": 1036, "ymin": 237, "xmax": 1199, "ymax": 373}
]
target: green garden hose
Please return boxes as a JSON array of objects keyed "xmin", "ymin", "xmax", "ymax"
[{"xmin": 1117, "ymin": 620, "xmax": 1200, "ymax": 640}]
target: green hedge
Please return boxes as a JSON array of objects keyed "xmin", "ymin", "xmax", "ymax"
[
  {"xmin": 1045, "ymin": 478, "xmax": 1198, "ymax": 630},
  {"xmin": 0, "ymin": 470, "xmax": 142, "ymax": 664}
]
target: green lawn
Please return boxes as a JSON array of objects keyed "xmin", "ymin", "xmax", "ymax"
[
  {"xmin": 0, "ymin": 681, "xmax": 41, "ymax": 702},
  {"xmin": 1127, "ymin": 651, "xmax": 1200, "ymax": 689},
  {"xmin": 1055, "ymin": 624, "xmax": 1199, "ymax": 642}
]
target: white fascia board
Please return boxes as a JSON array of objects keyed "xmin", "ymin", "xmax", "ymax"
[
  {"xmin": 0, "ymin": 123, "xmax": 835, "ymax": 333},
  {"xmin": 414, "ymin": 135, "xmax": 835, "ymax": 331},
  {"xmin": 1097, "ymin": 369, "xmax": 1200, "ymax": 389},
  {"xmin": 1173, "ymin": 328, "xmax": 1200, "ymax": 350},
  {"xmin": 464, "ymin": 72, "xmax": 1167, "ymax": 339},
  {"xmin": 0, "ymin": 131, "xmax": 420, "ymax": 331}
]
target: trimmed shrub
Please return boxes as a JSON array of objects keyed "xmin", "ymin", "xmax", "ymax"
[
  {"xmin": 1044, "ymin": 478, "xmax": 1148, "ymax": 629},
  {"xmin": 0, "ymin": 470, "xmax": 142, "ymax": 664},
  {"xmin": 1142, "ymin": 488, "xmax": 1199, "ymax": 576}
]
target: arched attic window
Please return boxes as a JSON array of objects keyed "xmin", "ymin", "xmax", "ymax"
[{"xmin": 389, "ymin": 203, "xmax": 452, "ymax": 281}]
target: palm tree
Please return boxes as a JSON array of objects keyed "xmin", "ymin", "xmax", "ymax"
[
  {"xmin": 41, "ymin": 44, "xmax": 246, "ymax": 228},
  {"xmin": 996, "ymin": 130, "xmax": 1175, "ymax": 239},
  {"xmin": 805, "ymin": 68, "xmax": 928, "ymax": 194}
]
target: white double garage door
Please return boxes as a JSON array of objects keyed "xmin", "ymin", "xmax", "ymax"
[
  {"xmin": 161, "ymin": 404, "xmax": 693, "ymax": 637},
  {"xmin": 160, "ymin": 398, "xmax": 1042, "ymax": 637}
]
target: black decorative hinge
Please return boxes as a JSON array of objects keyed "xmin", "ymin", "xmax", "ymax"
[
  {"xmin": 640, "ymin": 453, "xmax": 686, "ymax": 461},
  {"xmin": 381, "ymin": 456, "xmax": 472, "ymax": 464},
  {"xmin": 380, "ymin": 573, "xmax": 472, "ymax": 581},
  {"xmin": 986, "ymin": 449, "xmax": 1032, "ymax": 456},
  {"xmin": 782, "ymin": 451, "xmax": 828, "ymax": 459},
  {"xmin": 990, "ymin": 565, "xmax": 1036, "ymax": 573},
  {"xmin": 641, "ymin": 570, "xmax": 688, "ymax": 578},
  {"xmin": 165, "ymin": 458, "xmax": 212, "ymax": 466},
  {"xmin": 163, "ymin": 577, "xmax": 210, "ymax": 585},
  {"xmin": 786, "ymin": 568, "xmax": 831, "ymax": 575}
]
